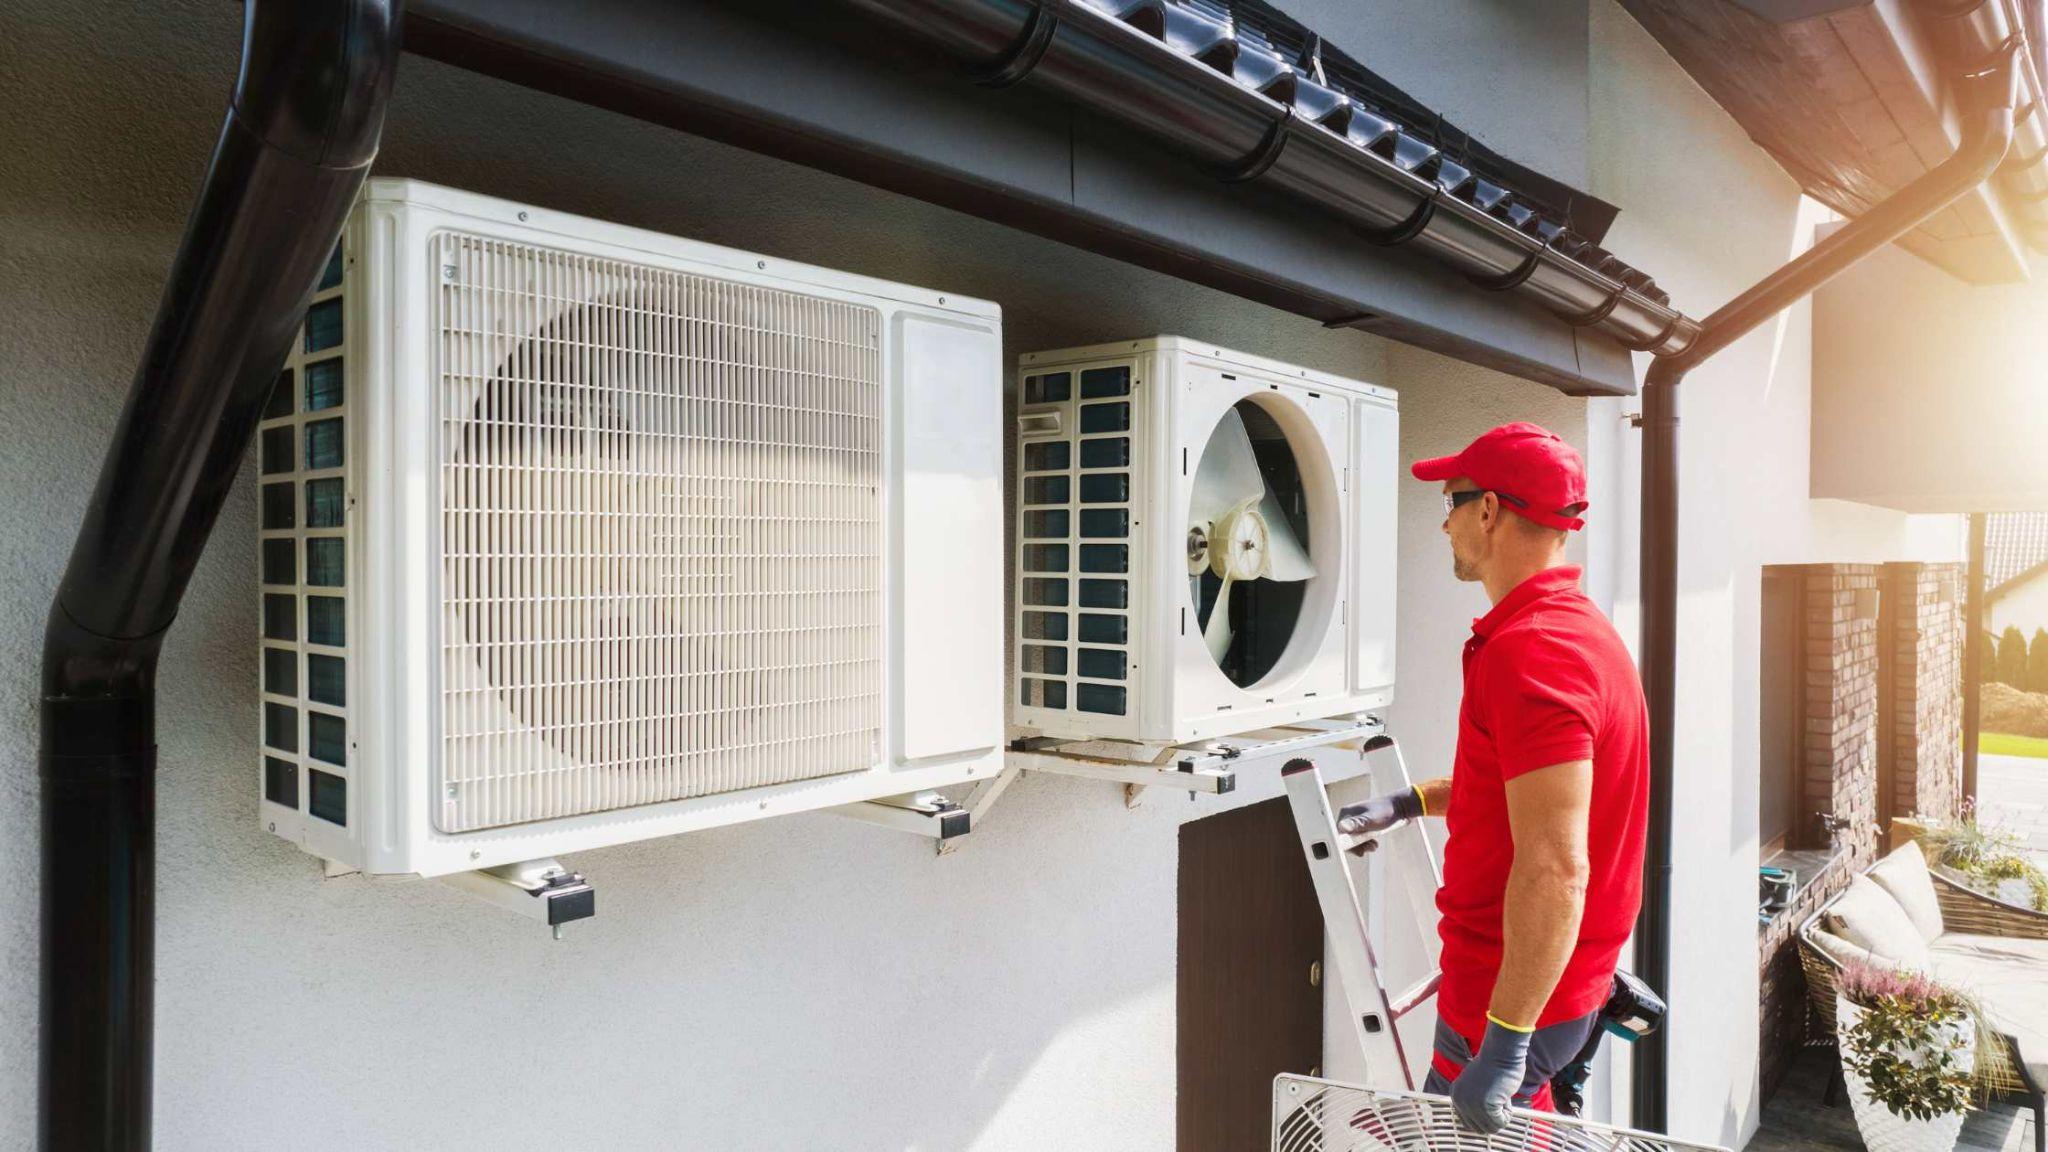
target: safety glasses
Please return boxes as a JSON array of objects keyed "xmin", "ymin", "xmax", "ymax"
[{"xmin": 1442, "ymin": 489, "xmax": 1527, "ymax": 516}]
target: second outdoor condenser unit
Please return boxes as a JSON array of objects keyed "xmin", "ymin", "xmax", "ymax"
[{"xmin": 1011, "ymin": 337, "xmax": 1398, "ymax": 744}]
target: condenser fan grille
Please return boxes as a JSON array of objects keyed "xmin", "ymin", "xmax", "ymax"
[{"xmin": 435, "ymin": 233, "xmax": 883, "ymax": 832}]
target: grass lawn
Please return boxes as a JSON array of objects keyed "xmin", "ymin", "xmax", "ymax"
[{"xmin": 1981, "ymin": 731, "xmax": 2048, "ymax": 759}]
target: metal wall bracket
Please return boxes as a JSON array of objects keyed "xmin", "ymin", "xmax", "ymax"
[
  {"xmin": 438, "ymin": 858, "xmax": 596, "ymax": 938},
  {"xmin": 833, "ymin": 790, "xmax": 971, "ymax": 842},
  {"xmin": 937, "ymin": 766, "xmax": 1023, "ymax": 855},
  {"xmin": 1006, "ymin": 713, "xmax": 1385, "ymax": 800}
]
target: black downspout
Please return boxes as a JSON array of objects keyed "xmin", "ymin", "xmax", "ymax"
[
  {"xmin": 1629, "ymin": 40, "xmax": 2019, "ymax": 1133},
  {"xmin": 37, "ymin": 3, "xmax": 399, "ymax": 1149}
]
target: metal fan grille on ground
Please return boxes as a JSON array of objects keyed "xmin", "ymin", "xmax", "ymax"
[
  {"xmin": 435, "ymin": 233, "xmax": 884, "ymax": 831},
  {"xmin": 1272, "ymin": 1076, "xmax": 1730, "ymax": 1152}
]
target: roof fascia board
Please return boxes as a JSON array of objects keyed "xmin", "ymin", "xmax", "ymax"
[{"xmin": 402, "ymin": 0, "xmax": 1639, "ymax": 396}]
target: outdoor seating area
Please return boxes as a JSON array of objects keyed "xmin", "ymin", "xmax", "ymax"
[{"xmin": 1796, "ymin": 842, "xmax": 2048, "ymax": 1151}]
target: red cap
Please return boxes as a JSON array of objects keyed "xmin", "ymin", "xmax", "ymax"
[{"xmin": 1411, "ymin": 422, "xmax": 1588, "ymax": 531}]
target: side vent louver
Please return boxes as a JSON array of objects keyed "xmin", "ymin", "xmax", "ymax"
[
  {"xmin": 258, "ymin": 243, "xmax": 351, "ymax": 830},
  {"xmin": 1017, "ymin": 362, "xmax": 1134, "ymax": 719}
]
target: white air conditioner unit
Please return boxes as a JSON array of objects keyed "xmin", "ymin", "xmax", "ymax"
[
  {"xmin": 1010, "ymin": 338, "xmax": 1396, "ymax": 744},
  {"xmin": 255, "ymin": 179, "xmax": 1004, "ymax": 878}
]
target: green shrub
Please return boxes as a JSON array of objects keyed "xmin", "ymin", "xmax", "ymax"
[{"xmin": 1998, "ymin": 626, "xmax": 2029, "ymax": 686}]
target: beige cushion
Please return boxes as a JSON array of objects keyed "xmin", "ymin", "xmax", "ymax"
[
  {"xmin": 1807, "ymin": 927, "xmax": 1877, "ymax": 969},
  {"xmin": 1868, "ymin": 842, "xmax": 1945, "ymax": 942},
  {"xmin": 1824, "ymin": 875, "xmax": 1932, "ymax": 970},
  {"xmin": 1932, "ymin": 933, "xmax": 2048, "ymax": 968},
  {"xmin": 1927, "ymin": 936, "xmax": 2048, "ymax": 1084}
]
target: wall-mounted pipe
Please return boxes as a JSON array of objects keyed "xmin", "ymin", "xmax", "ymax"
[
  {"xmin": 1921, "ymin": 0, "xmax": 2048, "ymax": 247},
  {"xmin": 37, "ymin": 2, "xmax": 398, "ymax": 1148},
  {"xmin": 1629, "ymin": 35, "xmax": 2018, "ymax": 1134},
  {"xmin": 830, "ymin": 0, "xmax": 1704, "ymax": 359}
]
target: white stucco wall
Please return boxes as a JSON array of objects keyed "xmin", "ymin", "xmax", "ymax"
[
  {"xmin": 0, "ymin": 2, "xmax": 1979, "ymax": 1148},
  {"xmin": 1587, "ymin": 5, "xmax": 1964, "ymax": 1148},
  {"xmin": 0, "ymin": 3, "xmax": 1613, "ymax": 1149},
  {"xmin": 1813, "ymin": 239, "xmax": 2048, "ymax": 514}
]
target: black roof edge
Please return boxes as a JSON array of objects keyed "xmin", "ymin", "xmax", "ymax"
[{"xmin": 1232, "ymin": 0, "xmax": 1621, "ymax": 244}]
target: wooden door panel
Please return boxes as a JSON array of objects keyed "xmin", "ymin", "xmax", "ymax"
[{"xmin": 1179, "ymin": 796, "xmax": 1324, "ymax": 1152}]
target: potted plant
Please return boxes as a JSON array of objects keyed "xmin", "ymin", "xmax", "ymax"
[
  {"xmin": 1835, "ymin": 960, "xmax": 1978, "ymax": 1152},
  {"xmin": 1915, "ymin": 804, "xmax": 2048, "ymax": 911}
]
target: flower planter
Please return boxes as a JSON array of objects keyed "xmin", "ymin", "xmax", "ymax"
[
  {"xmin": 1993, "ymin": 877, "xmax": 2037, "ymax": 909},
  {"xmin": 1837, "ymin": 994, "xmax": 1975, "ymax": 1152}
]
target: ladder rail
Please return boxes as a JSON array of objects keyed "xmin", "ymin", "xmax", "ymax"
[
  {"xmin": 1282, "ymin": 735, "xmax": 1443, "ymax": 1092},
  {"xmin": 1364, "ymin": 736, "xmax": 1444, "ymax": 1024}
]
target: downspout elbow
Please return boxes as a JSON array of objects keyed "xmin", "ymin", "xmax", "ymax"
[
  {"xmin": 1953, "ymin": 39, "xmax": 2022, "ymax": 180},
  {"xmin": 233, "ymin": 0, "xmax": 401, "ymax": 166},
  {"xmin": 1653, "ymin": 42, "xmax": 2017, "ymax": 382},
  {"xmin": 46, "ymin": 0, "xmax": 400, "ymax": 682}
]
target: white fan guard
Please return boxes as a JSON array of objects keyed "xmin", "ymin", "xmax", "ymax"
[
  {"xmin": 1273, "ymin": 1076, "xmax": 1730, "ymax": 1152},
  {"xmin": 435, "ymin": 232, "xmax": 885, "ymax": 832}
]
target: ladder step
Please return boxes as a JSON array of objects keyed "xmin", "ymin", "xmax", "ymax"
[{"xmin": 1390, "ymin": 973, "xmax": 1441, "ymax": 1019}]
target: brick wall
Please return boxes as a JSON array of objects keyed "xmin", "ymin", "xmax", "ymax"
[
  {"xmin": 1885, "ymin": 562, "xmax": 1965, "ymax": 825},
  {"xmin": 1758, "ymin": 564, "xmax": 1883, "ymax": 1099},
  {"xmin": 1803, "ymin": 565, "xmax": 1883, "ymax": 861}
]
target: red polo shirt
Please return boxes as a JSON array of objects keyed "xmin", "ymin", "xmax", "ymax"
[{"xmin": 1434, "ymin": 566, "xmax": 1649, "ymax": 1038}]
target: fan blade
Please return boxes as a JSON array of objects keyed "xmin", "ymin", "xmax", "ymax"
[
  {"xmin": 1204, "ymin": 574, "xmax": 1236, "ymax": 662},
  {"xmin": 1256, "ymin": 487, "xmax": 1314, "ymax": 582},
  {"xmin": 1190, "ymin": 408, "xmax": 1267, "ymax": 527}
]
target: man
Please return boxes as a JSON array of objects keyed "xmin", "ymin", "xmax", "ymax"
[{"xmin": 1337, "ymin": 422, "xmax": 1649, "ymax": 1134}]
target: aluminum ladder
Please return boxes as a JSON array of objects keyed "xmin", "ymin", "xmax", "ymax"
[{"xmin": 1281, "ymin": 733, "xmax": 1444, "ymax": 1091}]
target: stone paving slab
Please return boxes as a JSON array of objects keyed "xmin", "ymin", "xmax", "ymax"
[
  {"xmin": 1981, "ymin": 753, "xmax": 2048, "ymax": 868},
  {"xmin": 1750, "ymin": 1048, "xmax": 2033, "ymax": 1152}
]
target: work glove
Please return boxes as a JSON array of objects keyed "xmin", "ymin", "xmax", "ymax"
[
  {"xmin": 1449, "ymin": 1019, "xmax": 1532, "ymax": 1135},
  {"xmin": 1335, "ymin": 786, "xmax": 1424, "ymax": 837}
]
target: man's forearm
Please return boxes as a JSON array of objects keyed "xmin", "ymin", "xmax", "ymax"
[
  {"xmin": 1415, "ymin": 776, "xmax": 1452, "ymax": 817},
  {"xmin": 1487, "ymin": 851, "xmax": 1587, "ymax": 1027}
]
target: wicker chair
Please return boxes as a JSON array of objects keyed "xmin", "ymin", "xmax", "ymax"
[{"xmin": 1797, "ymin": 869, "xmax": 2046, "ymax": 1151}]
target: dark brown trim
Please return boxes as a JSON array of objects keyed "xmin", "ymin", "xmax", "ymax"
[
  {"xmin": 1876, "ymin": 574, "xmax": 1898, "ymax": 835},
  {"xmin": 1965, "ymin": 513, "xmax": 1987, "ymax": 806}
]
